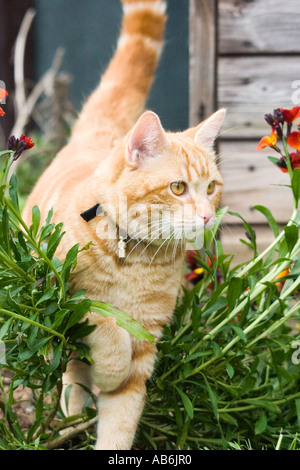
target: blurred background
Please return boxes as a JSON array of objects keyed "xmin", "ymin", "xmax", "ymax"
[{"xmin": 0, "ymin": 0, "xmax": 189, "ymax": 142}]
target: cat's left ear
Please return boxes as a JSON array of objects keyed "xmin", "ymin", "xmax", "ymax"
[
  {"xmin": 126, "ymin": 111, "xmax": 168, "ymax": 167},
  {"xmin": 194, "ymin": 108, "xmax": 226, "ymax": 149}
]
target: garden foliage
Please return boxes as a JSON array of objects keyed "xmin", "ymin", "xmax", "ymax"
[{"xmin": 0, "ymin": 106, "xmax": 299, "ymax": 450}]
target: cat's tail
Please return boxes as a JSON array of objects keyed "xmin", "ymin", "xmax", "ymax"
[{"xmin": 71, "ymin": 0, "xmax": 167, "ymax": 142}]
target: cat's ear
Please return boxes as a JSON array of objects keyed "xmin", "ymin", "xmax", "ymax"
[
  {"xmin": 126, "ymin": 111, "xmax": 168, "ymax": 166},
  {"xmin": 194, "ymin": 108, "xmax": 226, "ymax": 149}
]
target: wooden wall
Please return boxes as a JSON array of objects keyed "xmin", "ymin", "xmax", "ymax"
[{"xmin": 190, "ymin": 0, "xmax": 300, "ymax": 262}]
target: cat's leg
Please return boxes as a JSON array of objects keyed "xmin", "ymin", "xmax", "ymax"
[
  {"xmin": 86, "ymin": 315, "xmax": 132, "ymax": 393},
  {"xmin": 61, "ymin": 355, "xmax": 92, "ymax": 416},
  {"xmin": 95, "ymin": 341, "xmax": 157, "ymax": 450}
]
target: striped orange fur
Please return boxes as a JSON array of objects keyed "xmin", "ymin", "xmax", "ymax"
[{"xmin": 23, "ymin": 0, "xmax": 226, "ymax": 450}]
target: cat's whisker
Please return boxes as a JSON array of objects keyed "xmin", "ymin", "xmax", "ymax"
[
  {"xmin": 140, "ymin": 224, "xmax": 173, "ymax": 264},
  {"xmin": 148, "ymin": 226, "xmax": 175, "ymax": 268},
  {"xmin": 123, "ymin": 223, "xmax": 167, "ymax": 264}
]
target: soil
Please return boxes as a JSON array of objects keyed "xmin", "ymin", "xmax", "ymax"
[{"xmin": 0, "ymin": 369, "xmax": 36, "ymax": 430}]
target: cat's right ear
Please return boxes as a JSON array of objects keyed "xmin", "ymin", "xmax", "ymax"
[
  {"xmin": 125, "ymin": 111, "xmax": 168, "ymax": 167},
  {"xmin": 190, "ymin": 108, "xmax": 227, "ymax": 150}
]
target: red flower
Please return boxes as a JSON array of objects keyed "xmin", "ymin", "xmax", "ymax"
[
  {"xmin": 280, "ymin": 106, "xmax": 300, "ymax": 124},
  {"xmin": 7, "ymin": 134, "xmax": 35, "ymax": 161},
  {"xmin": 287, "ymin": 131, "xmax": 300, "ymax": 150},
  {"xmin": 0, "ymin": 88, "xmax": 8, "ymax": 101},
  {"xmin": 0, "ymin": 89, "xmax": 8, "ymax": 117},
  {"xmin": 290, "ymin": 152, "xmax": 300, "ymax": 170},
  {"xmin": 256, "ymin": 127, "xmax": 278, "ymax": 150},
  {"xmin": 20, "ymin": 134, "xmax": 35, "ymax": 150}
]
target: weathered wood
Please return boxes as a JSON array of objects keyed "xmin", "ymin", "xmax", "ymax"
[
  {"xmin": 219, "ymin": 141, "xmax": 294, "ymax": 224},
  {"xmin": 189, "ymin": 0, "xmax": 217, "ymax": 126},
  {"xmin": 218, "ymin": 56, "xmax": 300, "ymax": 139},
  {"xmin": 219, "ymin": 0, "xmax": 300, "ymax": 54}
]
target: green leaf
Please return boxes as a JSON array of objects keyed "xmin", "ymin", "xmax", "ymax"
[
  {"xmin": 46, "ymin": 223, "xmax": 65, "ymax": 259},
  {"xmin": 90, "ymin": 300, "xmax": 155, "ymax": 343},
  {"xmin": 68, "ymin": 319, "xmax": 96, "ymax": 340},
  {"xmin": 0, "ymin": 318, "xmax": 11, "ymax": 341},
  {"xmin": 61, "ymin": 243, "xmax": 80, "ymax": 281},
  {"xmin": 284, "ymin": 225, "xmax": 298, "ymax": 253},
  {"xmin": 31, "ymin": 205, "xmax": 41, "ymax": 237},
  {"xmin": 268, "ymin": 156, "xmax": 280, "ymax": 167},
  {"xmin": 1, "ymin": 206, "xmax": 9, "ymax": 253},
  {"xmin": 18, "ymin": 337, "xmax": 51, "ymax": 361},
  {"xmin": 64, "ymin": 299, "xmax": 91, "ymax": 332},
  {"xmin": 227, "ymin": 277, "xmax": 243, "ymax": 310},
  {"xmin": 9, "ymin": 173, "xmax": 19, "ymax": 211},
  {"xmin": 226, "ymin": 362, "xmax": 235, "ymax": 379},
  {"xmin": 253, "ymin": 205, "xmax": 279, "ymax": 237},
  {"xmin": 202, "ymin": 375, "xmax": 219, "ymax": 422},
  {"xmin": 204, "ymin": 297, "xmax": 227, "ymax": 316},
  {"xmin": 291, "ymin": 167, "xmax": 300, "ymax": 204},
  {"xmin": 44, "ymin": 341, "xmax": 63, "ymax": 372},
  {"xmin": 255, "ymin": 412, "xmax": 268, "ymax": 435},
  {"xmin": 228, "ymin": 211, "xmax": 257, "ymax": 256},
  {"xmin": 295, "ymin": 399, "xmax": 300, "ymax": 430},
  {"xmin": 174, "ymin": 385, "xmax": 194, "ymax": 419},
  {"xmin": 232, "ymin": 325, "xmax": 247, "ymax": 343},
  {"xmin": 36, "ymin": 287, "xmax": 56, "ymax": 305}
]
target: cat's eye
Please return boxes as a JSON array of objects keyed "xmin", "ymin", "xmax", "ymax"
[
  {"xmin": 207, "ymin": 181, "xmax": 216, "ymax": 195},
  {"xmin": 170, "ymin": 181, "xmax": 187, "ymax": 196}
]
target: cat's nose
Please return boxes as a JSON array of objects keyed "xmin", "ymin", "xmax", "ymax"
[{"xmin": 203, "ymin": 213, "xmax": 213, "ymax": 225}]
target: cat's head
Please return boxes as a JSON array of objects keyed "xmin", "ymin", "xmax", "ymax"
[{"xmin": 93, "ymin": 109, "xmax": 226, "ymax": 247}]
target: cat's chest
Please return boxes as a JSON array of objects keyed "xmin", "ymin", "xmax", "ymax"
[{"xmin": 70, "ymin": 244, "xmax": 184, "ymax": 316}]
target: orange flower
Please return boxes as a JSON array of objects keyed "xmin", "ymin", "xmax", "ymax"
[
  {"xmin": 280, "ymin": 106, "xmax": 300, "ymax": 124},
  {"xmin": 0, "ymin": 89, "xmax": 8, "ymax": 117},
  {"xmin": 287, "ymin": 131, "xmax": 300, "ymax": 150},
  {"xmin": 290, "ymin": 152, "xmax": 300, "ymax": 170},
  {"xmin": 273, "ymin": 268, "xmax": 290, "ymax": 291},
  {"xmin": 0, "ymin": 89, "xmax": 8, "ymax": 101},
  {"xmin": 256, "ymin": 127, "xmax": 278, "ymax": 150},
  {"xmin": 20, "ymin": 134, "xmax": 35, "ymax": 149}
]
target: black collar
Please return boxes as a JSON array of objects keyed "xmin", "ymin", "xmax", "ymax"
[
  {"xmin": 80, "ymin": 203, "xmax": 128, "ymax": 240},
  {"xmin": 80, "ymin": 204, "xmax": 102, "ymax": 222}
]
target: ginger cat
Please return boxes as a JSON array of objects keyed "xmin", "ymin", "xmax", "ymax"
[{"xmin": 23, "ymin": 0, "xmax": 226, "ymax": 450}]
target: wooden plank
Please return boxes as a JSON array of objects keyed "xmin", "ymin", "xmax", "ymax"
[
  {"xmin": 220, "ymin": 225, "xmax": 280, "ymax": 265},
  {"xmin": 219, "ymin": 0, "xmax": 300, "ymax": 54},
  {"xmin": 219, "ymin": 141, "xmax": 294, "ymax": 224},
  {"xmin": 218, "ymin": 56, "xmax": 300, "ymax": 139},
  {"xmin": 189, "ymin": 0, "xmax": 217, "ymax": 126}
]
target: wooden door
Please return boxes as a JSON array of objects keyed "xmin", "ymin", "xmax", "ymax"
[{"xmin": 190, "ymin": 0, "xmax": 300, "ymax": 262}]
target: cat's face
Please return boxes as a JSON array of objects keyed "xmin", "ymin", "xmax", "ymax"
[{"xmin": 93, "ymin": 110, "xmax": 225, "ymax": 247}]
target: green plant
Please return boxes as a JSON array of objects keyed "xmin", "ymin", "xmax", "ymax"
[
  {"xmin": 134, "ymin": 108, "xmax": 300, "ymax": 450},
  {"xmin": 0, "ymin": 143, "xmax": 153, "ymax": 450}
]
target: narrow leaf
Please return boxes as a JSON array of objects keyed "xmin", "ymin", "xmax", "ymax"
[
  {"xmin": 174, "ymin": 386, "xmax": 194, "ymax": 419},
  {"xmin": 90, "ymin": 301, "xmax": 155, "ymax": 343}
]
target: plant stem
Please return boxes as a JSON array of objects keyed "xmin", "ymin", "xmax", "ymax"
[
  {"xmin": 247, "ymin": 301, "xmax": 300, "ymax": 348},
  {"xmin": 0, "ymin": 307, "xmax": 66, "ymax": 343},
  {"xmin": 4, "ymin": 197, "xmax": 66, "ymax": 301},
  {"xmin": 175, "ymin": 277, "xmax": 300, "ymax": 381},
  {"xmin": 0, "ymin": 250, "xmax": 35, "ymax": 282}
]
